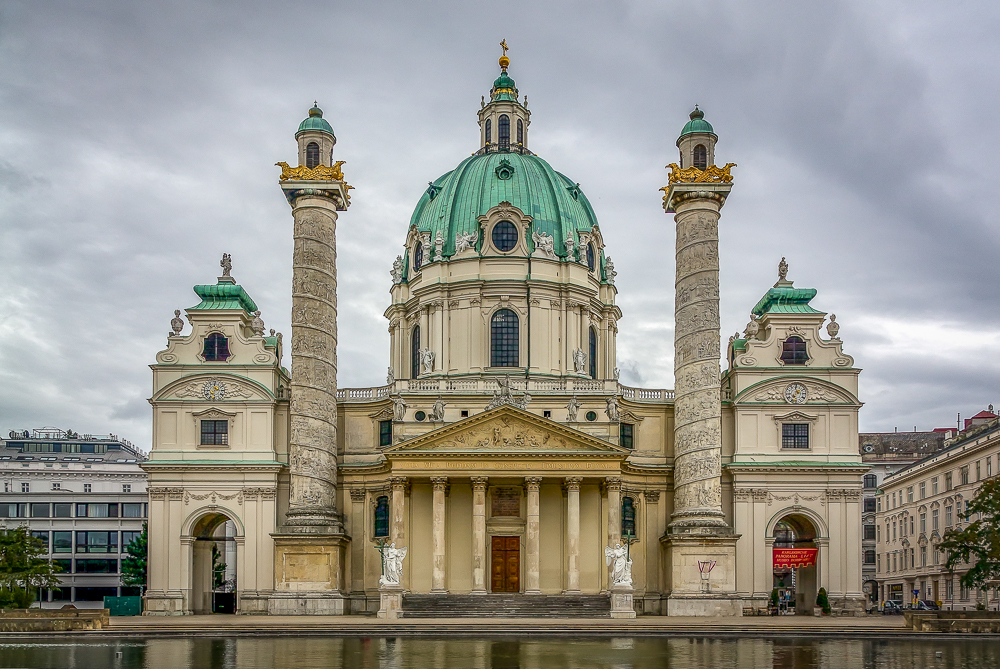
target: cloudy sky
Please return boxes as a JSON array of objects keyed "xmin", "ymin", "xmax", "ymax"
[{"xmin": 2, "ymin": 1, "xmax": 998, "ymax": 450}]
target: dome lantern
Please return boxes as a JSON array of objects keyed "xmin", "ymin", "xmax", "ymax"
[
  {"xmin": 676, "ymin": 106, "xmax": 718, "ymax": 170},
  {"xmin": 295, "ymin": 102, "xmax": 337, "ymax": 169},
  {"xmin": 478, "ymin": 40, "xmax": 530, "ymax": 154}
]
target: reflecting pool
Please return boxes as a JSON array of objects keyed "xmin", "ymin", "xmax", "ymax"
[{"xmin": 1, "ymin": 636, "xmax": 998, "ymax": 669}]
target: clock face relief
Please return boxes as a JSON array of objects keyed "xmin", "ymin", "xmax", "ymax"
[
  {"xmin": 203, "ymin": 379, "xmax": 227, "ymax": 401},
  {"xmin": 784, "ymin": 383, "xmax": 807, "ymax": 404}
]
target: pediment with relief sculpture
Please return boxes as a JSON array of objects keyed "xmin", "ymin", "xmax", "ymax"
[{"xmin": 385, "ymin": 405, "xmax": 627, "ymax": 456}]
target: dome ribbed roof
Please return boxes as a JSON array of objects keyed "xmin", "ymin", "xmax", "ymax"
[
  {"xmin": 679, "ymin": 107, "xmax": 715, "ymax": 137},
  {"xmin": 409, "ymin": 152, "xmax": 599, "ymax": 261},
  {"xmin": 296, "ymin": 104, "xmax": 335, "ymax": 137}
]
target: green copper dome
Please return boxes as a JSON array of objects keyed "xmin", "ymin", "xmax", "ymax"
[
  {"xmin": 491, "ymin": 71, "xmax": 518, "ymax": 102},
  {"xmin": 408, "ymin": 151, "xmax": 600, "ymax": 263},
  {"xmin": 678, "ymin": 107, "xmax": 715, "ymax": 138},
  {"xmin": 296, "ymin": 104, "xmax": 335, "ymax": 137}
]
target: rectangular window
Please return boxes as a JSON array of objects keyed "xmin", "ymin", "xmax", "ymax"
[
  {"xmin": 945, "ymin": 472, "xmax": 953, "ymax": 491},
  {"xmin": 932, "ymin": 509, "xmax": 939, "ymax": 530},
  {"xmin": 75, "ymin": 586, "xmax": 118, "ymax": 600},
  {"xmin": 976, "ymin": 460, "xmax": 981, "ymax": 481},
  {"xmin": 781, "ymin": 423, "xmax": 809, "ymax": 449},
  {"xmin": 892, "ymin": 521, "xmax": 896, "ymax": 540},
  {"xmin": 75, "ymin": 531, "xmax": 118, "ymax": 554},
  {"xmin": 51, "ymin": 482, "xmax": 61, "ymax": 490},
  {"xmin": 907, "ymin": 487, "xmax": 914, "ymax": 503},
  {"xmin": 378, "ymin": 420, "xmax": 392, "ymax": 448},
  {"xmin": 920, "ymin": 513, "xmax": 926, "ymax": 533},
  {"xmin": 122, "ymin": 531, "xmax": 142, "ymax": 551},
  {"xmin": 910, "ymin": 517, "xmax": 914, "ymax": 535},
  {"xmin": 0, "ymin": 503, "xmax": 28, "ymax": 518},
  {"xmin": 31, "ymin": 530, "xmax": 50, "ymax": 550},
  {"xmin": 75, "ymin": 503, "xmax": 118, "ymax": 518},
  {"xmin": 945, "ymin": 506, "xmax": 953, "ymax": 527},
  {"xmin": 877, "ymin": 498, "xmax": 882, "ymax": 512},
  {"xmin": 920, "ymin": 546, "xmax": 927, "ymax": 567},
  {"xmin": 864, "ymin": 498, "xmax": 876, "ymax": 512},
  {"xmin": 21, "ymin": 482, "xmax": 29, "ymax": 493},
  {"xmin": 122, "ymin": 483, "xmax": 131, "ymax": 493},
  {"xmin": 877, "ymin": 525, "xmax": 881, "ymax": 541},
  {"xmin": 122, "ymin": 503, "xmax": 144, "ymax": 518},
  {"xmin": 946, "ymin": 578, "xmax": 954, "ymax": 599},
  {"xmin": 960, "ymin": 467, "xmax": 969, "ymax": 486},
  {"xmin": 84, "ymin": 483, "xmax": 92, "ymax": 493},
  {"xmin": 864, "ymin": 550, "xmax": 876, "ymax": 565},
  {"xmin": 877, "ymin": 554, "xmax": 881, "ymax": 572},
  {"xmin": 932, "ymin": 477, "xmax": 939, "ymax": 495},
  {"xmin": 864, "ymin": 524, "xmax": 876, "ymax": 540},
  {"xmin": 53, "ymin": 503, "xmax": 72, "ymax": 518},
  {"xmin": 961, "ymin": 583, "xmax": 969, "ymax": 600},
  {"xmin": 30, "ymin": 503, "xmax": 50, "ymax": 518},
  {"xmin": 52, "ymin": 558, "xmax": 72, "ymax": 574},
  {"xmin": 620, "ymin": 423, "xmax": 634, "ymax": 449},
  {"xmin": 200, "ymin": 420, "xmax": 229, "ymax": 446},
  {"xmin": 933, "ymin": 548, "xmax": 939, "ymax": 565},
  {"xmin": 919, "ymin": 482, "xmax": 926, "ymax": 499},
  {"xmin": 988, "ymin": 457, "xmax": 993, "ymax": 478},
  {"xmin": 53, "ymin": 531, "xmax": 72, "ymax": 553}
]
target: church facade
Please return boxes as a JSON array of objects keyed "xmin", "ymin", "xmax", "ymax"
[{"xmin": 142, "ymin": 50, "xmax": 866, "ymax": 616}]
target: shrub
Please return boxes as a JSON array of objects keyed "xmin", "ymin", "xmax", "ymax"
[{"xmin": 816, "ymin": 587, "xmax": 831, "ymax": 614}]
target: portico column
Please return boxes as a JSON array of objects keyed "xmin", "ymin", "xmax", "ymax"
[
  {"xmin": 524, "ymin": 477, "xmax": 542, "ymax": 594},
  {"xmin": 431, "ymin": 477, "xmax": 448, "ymax": 593},
  {"xmin": 471, "ymin": 477, "xmax": 489, "ymax": 594},
  {"xmin": 565, "ymin": 477, "xmax": 582, "ymax": 594},
  {"xmin": 606, "ymin": 477, "xmax": 622, "ymax": 546},
  {"xmin": 390, "ymin": 477, "xmax": 407, "ymax": 544}
]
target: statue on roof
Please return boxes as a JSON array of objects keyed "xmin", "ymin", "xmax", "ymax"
[
  {"xmin": 221, "ymin": 253, "xmax": 232, "ymax": 277},
  {"xmin": 826, "ymin": 314, "xmax": 840, "ymax": 339},
  {"xmin": 170, "ymin": 310, "xmax": 184, "ymax": 337},
  {"xmin": 777, "ymin": 256, "xmax": 788, "ymax": 282},
  {"xmin": 744, "ymin": 313, "xmax": 760, "ymax": 339},
  {"xmin": 251, "ymin": 310, "xmax": 265, "ymax": 337}
]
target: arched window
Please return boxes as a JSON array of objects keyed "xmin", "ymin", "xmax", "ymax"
[
  {"xmin": 693, "ymin": 144, "xmax": 707, "ymax": 170},
  {"xmin": 586, "ymin": 244, "xmax": 595, "ymax": 271},
  {"xmin": 589, "ymin": 327, "xmax": 597, "ymax": 379},
  {"xmin": 491, "ymin": 220, "xmax": 518, "ymax": 252},
  {"xmin": 202, "ymin": 333, "xmax": 230, "ymax": 361},
  {"xmin": 864, "ymin": 474, "xmax": 878, "ymax": 489},
  {"xmin": 490, "ymin": 309, "xmax": 519, "ymax": 367},
  {"xmin": 498, "ymin": 115, "xmax": 510, "ymax": 151},
  {"xmin": 485, "ymin": 118, "xmax": 492, "ymax": 145},
  {"xmin": 621, "ymin": 497, "xmax": 636, "ymax": 539},
  {"xmin": 413, "ymin": 242, "xmax": 423, "ymax": 271},
  {"xmin": 374, "ymin": 496, "xmax": 390, "ymax": 538},
  {"xmin": 780, "ymin": 336, "xmax": 808, "ymax": 365},
  {"xmin": 411, "ymin": 326, "xmax": 420, "ymax": 379},
  {"xmin": 517, "ymin": 119, "xmax": 523, "ymax": 146},
  {"xmin": 306, "ymin": 142, "xmax": 320, "ymax": 169}
]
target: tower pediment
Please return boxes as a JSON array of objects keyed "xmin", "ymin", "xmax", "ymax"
[{"xmin": 384, "ymin": 405, "xmax": 627, "ymax": 456}]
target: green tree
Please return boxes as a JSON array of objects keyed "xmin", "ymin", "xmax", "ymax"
[
  {"xmin": 0, "ymin": 527, "xmax": 62, "ymax": 608},
  {"xmin": 941, "ymin": 477, "xmax": 1000, "ymax": 589},
  {"xmin": 120, "ymin": 523, "xmax": 148, "ymax": 595}
]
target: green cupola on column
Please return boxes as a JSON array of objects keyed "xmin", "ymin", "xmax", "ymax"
[
  {"xmin": 296, "ymin": 103, "xmax": 337, "ymax": 168},
  {"xmin": 676, "ymin": 106, "xmax": 718, "ymax": 170}
]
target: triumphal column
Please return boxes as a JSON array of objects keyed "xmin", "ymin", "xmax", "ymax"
[
  {"xmin": 271, "ymin": 104, "xmax": 352, "ymax": 614},
  {"xmin": 661, "ymin": 107, "xmax": 742, "ymax": 616}
]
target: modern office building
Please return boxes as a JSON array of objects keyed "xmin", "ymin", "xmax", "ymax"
[
  {"xmin": 0, "ymin": 427, "xmax": 147, "ymax": 608},
  {"xmin": 875, "ymin": 409, "xmax": 1000, "ymax": 610}
]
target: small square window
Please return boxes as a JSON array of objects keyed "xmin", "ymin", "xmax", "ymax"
[
  {"xmin": 122, "ymin": 483, "xmax": 131, "ymax": 493},
  {"xmin": 21, "ymin": 482, "xmax": 29, "ymax": 493},
  {"xmin": 84, "ymin": 483, "xmax": 92, "ymax": 493},
  {"xmin": 781, "ymin": 423, "xmax": 809, "ymax": 449},
  {"xmin": 461, "ymin": 410, "xmax": 470, "ymax": 418},
  {"xmin": 542, "ymin": 410, "xmax": 551, "ymax": 418},
  {"xmin": 201, "ymin": 420, "xmax": 229, "ymax": 446}
]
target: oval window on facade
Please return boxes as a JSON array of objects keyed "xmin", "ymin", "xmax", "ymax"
[{"xmin": 492, "ymin": 221, "xmax": 518, "ymax": 252}]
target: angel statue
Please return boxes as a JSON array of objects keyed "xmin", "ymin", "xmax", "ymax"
[
  {"xmin": 220, "ymin": 253, "xmax": 232, "ymax": 277},
  {"xmin": 455, "ymin": 230, "xmax": 479, "ymax": 254},
  {"xmin": 379, "ymin": 542, "xmax": 408, "ymax": 586},
  {"xmin": 605, "ymin": 543, "xmax": 633, "ymax": 587},
  {"xmin": 531, "ymin": 230, "xmax": 556, "ymax": 259}
]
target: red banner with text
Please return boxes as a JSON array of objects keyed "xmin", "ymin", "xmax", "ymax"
[{"xmin": 772, "ymin": 548, "xmax": 817, "ymax": 569}]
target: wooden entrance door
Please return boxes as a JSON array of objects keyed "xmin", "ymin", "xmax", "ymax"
[{"xmin": 491, "ymin": 536, "xmax": 520, "ymax": 592}]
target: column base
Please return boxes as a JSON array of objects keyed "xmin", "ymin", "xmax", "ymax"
[
  {"xmin": 142, "ymin": 590, "xmax": 186, "ymax": 616},
  {"xmin": 377, "ymin": 584, "xmax": 404, "ymax": 619},
  {"xmin": 271, "ymin": 532, "xmax": 350, "ymax": 614},
  {"xmin": 524, "ymin": 589, "xmax": 542, "ymax": 595},
  {"xmin": 666, "ymin": 593, "xmax": 744, "ymax": 617},
  {"xmin": 661, "ymin": 531, "xmax": 742, "ymax": 616},
  {"xmin": 267, "ymin": 591, "xmax": 348, "ymax": 615},
  {"xmin": 470, "ymin": 589, "xmax": 488, "ymax": 595},
  {"xmin": 610, "ymin": 585, "xmax": 637, "ymax": 619}
]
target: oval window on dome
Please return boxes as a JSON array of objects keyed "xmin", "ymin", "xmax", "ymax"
[
  {"xmin": 492, "ymin": 221, "xmax": 518, "ymax": 252},
  {"xmin": 413, "ymin": 243, "xmax": 424, "ymax": 270}
]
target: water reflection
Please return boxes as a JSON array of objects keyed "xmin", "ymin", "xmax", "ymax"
[{"xmin": 1, "ymin": 637, "xmax": 999, "ymax": 669}]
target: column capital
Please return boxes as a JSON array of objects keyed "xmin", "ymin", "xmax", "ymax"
[
  {"xmin": 524, "ymin": 476, "xmax": 542, "ymax": 491},
  {"xmin": 564, "ymin": 476, "xmax": 583, "ymax": 491},
  {"xmin": 349, "ymin": 488, "xmax": 366, "ymax": 502},
  {"xmin": 471, "ymin": 476, "xmax": 489, "ymax": 491},
  {"xmin": 430, "ymin": 476, "xmax": 449, "ymax": 490},
  {"xmin": 644, "ymin": 490, "xmax": 661, "ymax": 503},
  {"xmin": 605, "ymin": 476, "xmax": 622, "ymax": 492},
  {"xmin": 390, "ymin": 476, "xmax": 409, "ymax": 492}
]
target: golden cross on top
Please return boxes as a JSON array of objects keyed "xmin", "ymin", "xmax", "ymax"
[{"xmin": 500, "ymin": 39, "xmax": 509, "ymax": 56}]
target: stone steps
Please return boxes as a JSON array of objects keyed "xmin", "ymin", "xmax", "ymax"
[{"xmin": 400, "ymin": 594, "xmax": 611, "ymax": 618}]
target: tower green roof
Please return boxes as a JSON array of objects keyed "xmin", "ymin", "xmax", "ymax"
[
  {"xmin": 408, "ymin": 151, "xmax": 600, "ymax": 265},
  {"xmin": 678, "ymin": 107, "xmax": 715, "ymax": 138},
  {"xmin": 491, "ymin": 71, "xmax": 518, "ymax": 102},
  {"xmin": 189, "ymin": 280, "xmax": 258, "ymax": 314},
  {"xmin": 296, "ymin": 104, "xmax": 335, "ymax": 137},
  {"xmin": 751, "ymin": 286, "xmax": 823, "ymax": 316}
]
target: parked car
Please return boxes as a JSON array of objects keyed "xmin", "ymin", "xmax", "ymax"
[
  {"xmin": 917, "ymin": 600, "xmax": 940, "ymax": 610},
  {"xmin": 882, "ymin": 601, "xmax": 903, "ymax": 615}
]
